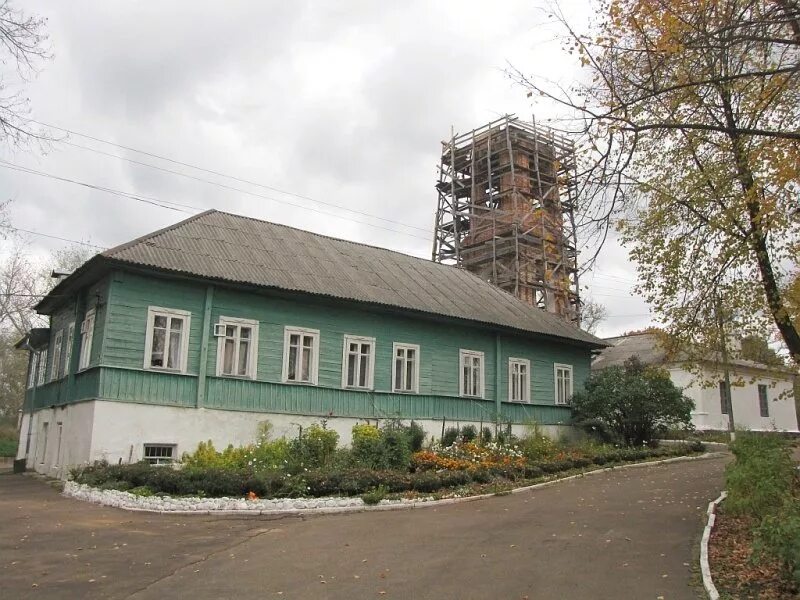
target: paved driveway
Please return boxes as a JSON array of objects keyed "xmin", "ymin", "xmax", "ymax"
[{"xmin": 1, "ymin": 455, "xmax": 726, "ymax": 600}]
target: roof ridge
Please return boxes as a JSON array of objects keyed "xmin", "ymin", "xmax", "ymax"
[{"xmin": 103, "ymin": 209, "xmax": 216, "ymax": 258}]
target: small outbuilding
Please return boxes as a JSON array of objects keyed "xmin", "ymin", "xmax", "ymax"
[{"xmin": 592, "ymin": 332, "xmax": 799, "ymax": 433}]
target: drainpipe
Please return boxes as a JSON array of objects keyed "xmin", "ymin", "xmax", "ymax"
[
  {"xmin": 197, "ymin": 285, "xmax": 214, "ymax": 408},
  {"xmin": 495, "ymin": 332, "xmax": 502, "ymax": 425}
]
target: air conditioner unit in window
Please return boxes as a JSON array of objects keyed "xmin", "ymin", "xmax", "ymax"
[{"xmin": 213, "ymin": 324, "xmax": 227, "ymax": 337}]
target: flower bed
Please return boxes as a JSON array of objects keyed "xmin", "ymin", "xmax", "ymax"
[{"xmin": 70, "ymin": 420, "xmax": 705, "ymax": 505}]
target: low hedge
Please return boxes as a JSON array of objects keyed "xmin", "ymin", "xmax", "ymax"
[{"xmin": 72, "ymin": 443, "xmax": 702, "ymax": 499}]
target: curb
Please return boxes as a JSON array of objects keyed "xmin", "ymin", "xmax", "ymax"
[
  {"xmin": 700, "ymin": 490, "xmax": 728, "ymax": 600},
  {"xmin": 63, "ymin": 451, "xmax": 728, "ymax": 517}
]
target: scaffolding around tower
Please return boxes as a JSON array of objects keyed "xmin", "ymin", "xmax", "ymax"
[{"xmin": 432, "ymin": 115, "xmax": 580, "ymax": 323}]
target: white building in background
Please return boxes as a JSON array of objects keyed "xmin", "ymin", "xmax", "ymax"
[{"xmin": 592, "ymin": 332, "xmax": 799, "ymax": 433}]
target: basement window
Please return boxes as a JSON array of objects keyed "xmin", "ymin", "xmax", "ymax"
[{"xmin": 143, "ymin": 444, "xmax": 176, "ymax": 465}]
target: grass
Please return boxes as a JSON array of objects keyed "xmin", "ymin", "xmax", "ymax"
[{"xmin": 0, "ymin": 420, "xmax": 18, "ymax": 457}]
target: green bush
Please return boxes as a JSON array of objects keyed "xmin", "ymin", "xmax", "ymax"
[
  {"xmin": 411, "ymin": 471, "xmax": 442, "ymax": 493},
  {"xmin": 461, "ymin": 425, "xmax": 477, "ymax": 443},
  {"xmin": 286, "ymin": 423, "xmax": 339, "ymax": 472},
  {"xmin": 99, "ymin": 479, "xmax": 132, "ymax": 491},
  {"xmin": 480, "ymin": 427, "xmax": 493, "ymax": 444},
  {"xmin": 408, "ymin": 421, "xmax": 426, "ymax": 452},
  {"xmin": 380, "ymin": 423, "xmax": 412, "ymax": 470},
  {"xmin": 442, "ymin": 426, "xmax": 459, "ymax": 448},
  {"xmin": 754, "ymin": 500, "xmax": 800, "ymax": 587},
  {"xmin": 129, "ymin": 486, "xmax": 154, "ymax": 497},
  {"xmin": 472, "ymin": 469, "xmax": 492, "ymax": 484},
  {"xmin": 518, "ymin": 423, "xmax": 556, "ymax": 461},
  {"xmin": 350, "ymin": 421, "xmax": 414, "ymax": 470},
  {"xmin": 181, "ymin": 440, "xmax": 250, "ymax": 469},
  {"xmin": 361, "ymin": 485, "xmax": 388, "ymax": 505},
  {"xmin": 524, "ymin": 465, "xmax": 544, "ymax": 479},
  {"xmin": 439, "ymin": 469, "xmax": 472, "ymax": 488},
  {"xmin": 725, "ymin": 434, "xmax": 795, "ymax": 518}
]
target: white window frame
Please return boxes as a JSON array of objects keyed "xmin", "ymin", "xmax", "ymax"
[
  {"xmin": 50, "ymin": 330, "xmax": 63, "ymax": 381},
  {"xmin": 63, "ymin": 322, "xmax": 75, "ymax": 378},
  {"xmin": 78, "ymin": 308, "xmax": 96, "ymax": 371},
  {"xmin": 392, "ymin": 342, "xmax": 420, "ymax": 394},
  {"xmin": 215, "ymin": 316, "xmax": 259, "ymax": 379},
  {"xmin": 143, "ymin": 443, "xmax": 177, "ymax": 465},
  {"xmin": 143, "ymin": 306, "xmax": 191, "ymax": 373},
  {"xmin": 459, "ymin": 349, "xmax": 485, "ymax": 399},
  {"xmin": 27, "ymin": 352, "xmax": 39, "ymax": 389},
  {"xmin": 508, "ymin": 357, "xmax": 531, "ymax": 403},
  {"xmin": 554, "ymin": 363, "xmax": 574, "ymax": 405},
  {"xmin": 37, "ymin": 349, "xmax": 48, "ymax": 387},
  {"xmin": 281, "ymin": 326, "xmax": 320, "ymax": 385},
  {"xmin": 341, "ymin": 335, "xmax": 376, "ymax": 390}
]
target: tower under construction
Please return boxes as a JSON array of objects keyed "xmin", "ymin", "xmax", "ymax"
[{"xmin": 432, "ymin": 115, "xmax": 580, "ymax": 323}]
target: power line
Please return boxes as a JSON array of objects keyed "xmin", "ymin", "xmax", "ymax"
[
  {"xmin": 0, "ymin": 223, "xmax": 106, "ymax": 249},
  {"xmin": 0, "ymin": 159, "xmax": 198, "ymax": 214},
  {"xmin": 0, "ymin": 155, "xmax": 432, "ymax": 242},
  {"xmin": 33, "ymin": 118, "xmax": 431, "ymax": 235}
]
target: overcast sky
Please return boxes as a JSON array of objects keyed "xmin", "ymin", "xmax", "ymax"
[{"xmin": 0, "ymin": 0, "xmax": 652, "ymax": 337}]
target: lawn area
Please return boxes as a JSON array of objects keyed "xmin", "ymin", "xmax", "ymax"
[
  {"xmin": 71, "ymin": 420, "xmax": 705, "ymax": 505},
  {"xmin": 0, "ymin": 419, "xmax": 18, "ymax": 457},
  {"xmin": 710, "ymin": 434, "xmax": 800, "ymax": 599}
]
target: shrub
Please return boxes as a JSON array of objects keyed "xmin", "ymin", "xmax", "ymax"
[
  {"xmin": 524, "ymin": 465, "xmax": 544, "ymax": 479},
  {"xmin": 286, "ymin": 423, "xmax": 339, "ymax": 472},
  {"xmin": 361, "ymin": 485, "xmax": 388, "ymax": 505},
  {"xmin": 408, "ymin": 421, "xmax": 426, "ymax": 452},
  {"xmin": 754, "ymin": 500, "xmax": 800, "ymax": 587},
  {"xmin": 411, "ymin": 471, "xmax": 442, "ymax": 493},
  {"xmin": 518, "ymin": 423, "xmax": 556, "ymax": 461},
  {"xmin": 575, "ymin": 417, "xmax": 618, "ymax": 444},
  {"xmin": 540, "ymin": 460, "xmax": 573, "ymax": 474},
  {"xmin": 461, "ymin": 425, "xmax": 478, "ymax": 443},
  {"xmin": 380, "ymin": 423, "xmax": 413, "ymax": 470},
  {"xmin": 129, "ymin": 486, "xmax": 154, "ymax": 497},
  {"xmin": 725, "ymin": 433, "xmax": 795, "ymax": 518},
  {"xmin": 246, "ymin": 437, "xmax": 289, "ymax": 471},
  {"xmin": 99, "ymin": 479, "xmax": 132, "ymax": 491},
  {"xmin": 480, "ymin": 427, "xmax": 493, "ymax": 444},
  {"xmin": 439, "ymin": 469, "xmax": 472, "ymax": 488},
  {"xmin": 571, "ymin": 357, "xmax": 694, "ymax": 446},
  {"xmin": 442, "ymin": 426, "xmax": 459, "ymax": 448},
  {"xmin": 472, "ymin": 469, "xmax": 492, "ymax": 484}
]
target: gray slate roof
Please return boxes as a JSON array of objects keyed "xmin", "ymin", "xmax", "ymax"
[
  {"xmin": 592, "ymin": 333, "xmax": 667, "ymax": 369},
  {"xmin": 593, "ymin": 332, "xmax": 795, "ymax": 374},
  {"xmin": 99, "ymin": 210, "xmax": 603, "ymax": 347}
]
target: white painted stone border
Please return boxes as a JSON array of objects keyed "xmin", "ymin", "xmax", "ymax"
[
  {"xmin": 700, "ymin": 490, "xmax": 727, "ymax": 600},
  {"xmin": 63, "ymin": 451, "xmax": 727, "ymax": 517}
]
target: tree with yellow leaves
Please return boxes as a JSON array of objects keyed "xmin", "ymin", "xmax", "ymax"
[{"xmin": 515, "ymin": 0, "xmax": 800, "ymax": 364}]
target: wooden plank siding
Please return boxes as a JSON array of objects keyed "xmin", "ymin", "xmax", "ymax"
[{"xmin": 24, "ymin": 269, "xmax": 591, "ymax": 425}]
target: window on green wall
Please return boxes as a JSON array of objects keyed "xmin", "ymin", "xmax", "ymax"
[
  {"xmin": 393, "ymin": 343, "xmax": 419, "ymax": 393},
  {"xmin": 78, "ymin": 308, "xmax": 95, "ymax": 371},
  {"xmin": 37, "ymin": 349, "xmax": 48, "ymax": 387},
  {"xmin": 554, "ymin": 363, "xmax": 573, "ymax": 405},
  {"xmin": 50, "ymin": 330, "xmax": 63, "ymax": 381},
  {"xmin": 282, "ymin": 327, "xmax": 319, "ymax": 385},
  {"xmin": 63, "ymin": 322, "xmax": 75, "ymax": 378},
  {"xmin": 459, "ymin": 349, "xmax": 484, "ymax": 398},
  {"xmin": 215, "ymin": 317, "xmax": 259, "ymax": 379},
  {"xmin": 342, "ymin": 335, "xmax": 375, "ymax": 390},
  {"xmin": 27, "ymin": 352, "xmax": 39, "ymax": 389},
  {"xmin": 144, "ymin": 307, "xmax": 191, "ymax": 373},
  {"xmin": 508, "ymin": 357, "xmax": 530, "ymax": 403}
]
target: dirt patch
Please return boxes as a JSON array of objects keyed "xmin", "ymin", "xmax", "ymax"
[{"xmin": 709, "ymin": 510, "xmax": 798, "ymax": 599}]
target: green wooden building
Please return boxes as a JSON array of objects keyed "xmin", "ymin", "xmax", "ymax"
[{"xmin": 17, "ymin": 210, "xmax": 604, "ymax": 475}]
